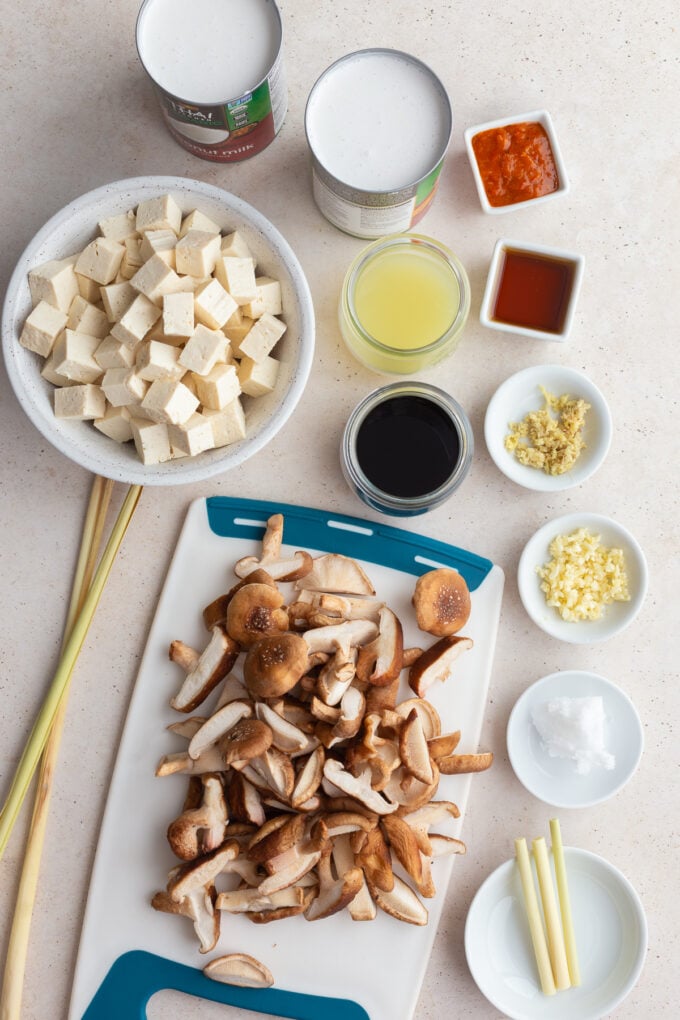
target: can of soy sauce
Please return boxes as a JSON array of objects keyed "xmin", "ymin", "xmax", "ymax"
[{"xmin": 136, "ymin": 0, "xmax": 287, "ymax": 163}]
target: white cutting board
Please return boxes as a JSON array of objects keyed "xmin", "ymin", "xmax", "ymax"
[{"xmin": 69, "ymin": 497, "xmax": 504, "ymax": 1020}]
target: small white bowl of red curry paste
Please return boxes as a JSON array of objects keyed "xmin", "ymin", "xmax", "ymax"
[
  {"xmin": 464, "ymin": 109, "xmax": 569, "ymax": 213},
  {"xmin": 480, "ymin": 239, "xmax": 585, "ymax": 342}
]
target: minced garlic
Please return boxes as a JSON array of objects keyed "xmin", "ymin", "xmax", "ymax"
[
  {"xmin": 538, "ymin": 527, "xmax": 630, "ymax": 622},
  {"xmin": 505, "ymin": 387, "xmax": 590, "ymax": 475}
]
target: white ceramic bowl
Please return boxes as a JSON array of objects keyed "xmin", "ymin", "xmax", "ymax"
[
  {"xmin": 2, "ymin": 176, "xmax": 315, "ymax": 485},
  {"xmin": 484, "ymin": 365, "xmax": 612, "ymax": 491},
  {"xmin": 480, "ymin": 239, "xmax": 585, "ymax": 342},
  {"xmin": 463, "ymin": 108, "xmax": 569, "ymax": 214},
  {"xmin": 518, "ymin": 512, "xmax": 648, "ymax": 643},
  {"xmin": 507, "ymin": 670, "xmax": 644, "ymax": 808}
]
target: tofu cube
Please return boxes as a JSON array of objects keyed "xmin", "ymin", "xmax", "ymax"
[
  {"xmin": 54, "ymin": 384, "xmax": 106, "ymax": 420},
  {"xmin": 98, "ymin": 210, "xmax": 138, "ymax": 242},
  {"xmin": 76, "ymin": 272, "xmax": 104, "ymax": 303},
  {"xmin": 93, "ymin": 404, "xmax": 133, "ymax": 443},
  {"xmin": 52, "ymin": 329, "xmax": 103, "ymax": 383},
  {"xmin": 130, "ymin": 418, "xmax": 173, "ymax": 464},
  {"xmin": 136, "ymin": 340, "xmax": 186, "ymax": 381},
  {"xmin": 254, "ymin": 276, "xmax": 283, "ymax": 316},
  {"xmin": 194, "ymin": 278, "xmax": 238, "ymax": 329},
  {"xmin": 28, "ymin": 256, "xmax": 79, "ymax": 312},
  {"xmin": 168, "ymin": 412, "xmax": 215, "ymax": 457},
  {"xmin": 238, "ymin": 354, "xmax": 279, "ymax": 397},
  {"xmin": 179, "ymin": 324, "xmax": 228, "ymax": 375},
  {"xmin": 66, "ymin": 296, "xmax": 110, "ymax": 339},
  {"xmin": 220, "ymin": 231, "xmax": 252, "ymax": 258},
  {"xmin": 140, "ymin": 229, "xmax": 177, "ymax": 267},
  {"xmin": 94, "ymin": 336, "xmax": 137, "ymax": 370},
  {"xmin": 141, "ymin": 379, "xmax": 199, "ymax": 425},
  {"xmin": 224, "ymin": 310, "xmax": 255, "ymax": 351},
  {"xmin": 203, "ymin": 399, "xmax": 247, "ymax": 447},
  {"xmin": 240, "ymin": 294, "xmax": 266, "ymax": 319},
  {"xmin": 214, "ymin": 256, "xmax": 257, "ymax": 305},
  {"xmin": 120, "ymin": 237, "xmax": 144, "ymax": 280},
  {"xmin": 175, "ymin": 230, "xmax": 221, "ymax": 278},
  {"xmin": 179, "ymin": 210, "xmax": 221, "ymax": 238},
  {"xmin": 135, "ymin": 194, "xmax": 182, "ymax": 235},
  {"xmin": 238, "ymin": 313, "xmax": 286, "ymax": 362},
  {"xmin": 19, "ymin": 301, "xmax": 67, "ymax": 357},
  {"xmin": 41, "ymin": 354, "xmax": 73, "ymax": 387},
  {"xmin": 192, "ymin": 362, "xmax": 241, "ymax": 410},
  {"xmin": 129, "ymin": 254, "xmax": 182, "ymax": 305},
  {"xmin": 163, "ymin": 292, "xmax": 194, "ymax": 337},
  {"xmin": 101, "ymin": 367, "xmax": 149, "ymax": 407},
  {"xmin": 100, "ymin": 281, "xmax": 136, "ymax": 323},
  {"xmin": 75, "ymin": 238, "xmax": 125, "ymax": 285},
  {"xmin": 111, "ymin": 293, "xmax": 161, "ymax": 347}
]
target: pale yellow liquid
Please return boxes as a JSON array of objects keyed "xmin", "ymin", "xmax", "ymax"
[{"xmin": 353, "ymin": 246, "xmax": 460, "ymax": 352}]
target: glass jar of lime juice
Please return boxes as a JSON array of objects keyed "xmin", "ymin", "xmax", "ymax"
[{"xmin": 339, "ymin": 234, "xmax": 471, "ymax": 374}]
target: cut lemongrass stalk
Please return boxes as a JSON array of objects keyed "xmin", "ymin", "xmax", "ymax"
[
  {"xmin": 550, "ymin": 818, "xmax": 581, "ymax": 987},
  {"xmin": 532, "ymin": 836, "xmax": 571, "ymax": 991},
  {"xmin": 0, "ymin": 477, "xmax": 113, "ymax": 1020},
  {"xmin": 515, "ymin": 837, "xmax": 556, "ymax": 996},
  {"xmin": 0, "ymin": 484, "xmax": 142, "ymax": 860}
]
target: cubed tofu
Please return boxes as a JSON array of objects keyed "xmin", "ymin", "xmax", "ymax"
[
  {"xmin": 220, "ymin": 230, "xmax": 252, "ymax": 259},
  {"xmin": 93, "ymin": 404, "xmax": 133, "ymax": 443},
  {"xmin": 75, "ymin": 238, "xmax": 125, "ymax": 285},
  {"xmin": 98, "ymin": 209, "xmax": 138, "ymax": 242},
  {"xmin": 194, "ymin": 278, "xmax": 238, "ymax": 330},
  {"xmin": 175, "ymin": 230, "xmax": 222, "ymax": 278},
  {"xmin": 66, "ymin": 296, "xmax": 110, "ymax": 339},
  {"xmin": 163, "ymin": 292, "xmax": 194, "ymax": 337},
  {"xmin": 203, "ymin": 399, "xmax": 247, "ymax": 447},
  {"xmin": 238, "ymin": 312, "xmax": 286, "ymax": 362},
  {"xmin": 100, "ymin": 281, "xmax": 136, "ymax": 322},
  {"xmin": 136, "ymin": 340, "xmax": 186, "ymax": 381},
  {"xmin": 224, "ymin": 310, "xmax": 255, "ymax": 351},
  {"xmin": 240, "ymin": 294, "xmax": 266, "ymax": 319},
  {"xmin": 41, "ymin": 353, "xmax": 74, "ymax": 387},
  {"xmin": 19, "ymin": 301, "xmax": 67, "ymax": 357},
  {"xmin": 120, "ymin": 237, "xmax": 143, "ymax": 280},
  {"xmin": 129, "ymin": 254, "xmax": 182, "ymax": 305},
  {"xmin": 135, "ymin": 194, "xmax": 182, "ymax": 235},
  {"xmin": 140, "ymin": 379, "xmax": 199, "ymax": 425},
  {"xmin": 28, "ymin": 256, "xmax": 79, "ymax": 312},
  {"xmin": 168, "ymin": 412, "xmax": 215, "ymax": 457},
  {"xmin": 192, "ymin": 362, "xmax": 241, "ymax": 410},
  {"xmin": 238, "ymin": 354, "xmax": 279, "ymax": 397},
  {"xmin": 254, "ymin": 276, "xmax": 283, "ymax": 316},
  {"xmin": 94, "ymin": 336, "xmax": 137, "ymax": 370},
  {"xmin": 140, "ymin": 229, "xmax": 177, "ymax": 268},
  {"xmin": 214, "ymin": 256, "xmax": 257, "ymax": 305},
  {"xmin": 179, "ymin": 209, "xmax": 221, "ymax": 238},
  {"xmin": 76, "ymin": 272, "xmax": 104, "ymax": 303},
  {"xmin": 101, "ymin": 367, "xmax": 149, "ymax": 407},
  {"xmin": 54, "ymin": 383, "xmax": 106, "ymax": 420},
  {"xmin": 52, "ymin": 329, "xmax": 102, "ymax": 383},
  {"xmin": 130, "ymin": 418, "xmax": 173, "ymax": 464},
  {"xmin": 179, "ymin": 324, "xmax": 228, "ymax": 375},
  {"xmin": 111, "ymin": 293, "xmax": 162, "ymax": 347}
]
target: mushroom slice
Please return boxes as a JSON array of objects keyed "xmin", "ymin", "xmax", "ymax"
[
  {"xmin": 220, "ymin": 718, "xmax": 273, "ymax": 766},
  {"xmin": 309, "ymin": 696, "xmax": 342, "ymax": 724},
  {"xmin": 438, "ymin": 751, "xmax": 494, "ymax": 774},
  {"xmin": 216, "ymin": 885, "xmax": 306, "ymax": 914},
  {"xmin": 225, "ymin": 583, "xmax": 289, "ymax": 647},
  {"xmin": 248, "ymin": 747, "xmax": 295, "ymax": 801},
  {"xmin": 364, "ymin": 675, "xmax": 400, "ymax": 715},
  {"xmin": 402, "ymin": 646, "xmax": 424, "ymax": 668},
  {"xmin": 316, "ymin": 647, "xmax": 358, "ymax": 705},
  {"xmin": 383, "ymin": 762, "xmax": 440, "ymax": 814},
  {"xmin": 429, "ymin": 834, "xmax": 466, "ymax": 858},
  {"xmin": 256, "ymin": 848, "xmax": 322, "ymax": 896},
  {"xmin": 303, "ymin": 619, "xmax": 378, "ymax": 656},
  {"xmin": 167, "ymin": 716, "xmax": 207, "ymax": 740},
  {"xmin": 243, "ymin": 633, "xmax": 309, "ymax": 698},
  {"xmin": 202, "ymin": 568, "xmax": 277, "ymax": 630},
  {"xmin": 233, "ymin": 514, "xmax": 312, "ymax": 582},
  {"xmin": 323, "ymin": 811, "xmax": 376, "ymax": 838},
  {"xmin": 314, "ymin": 593, "xmax": 384, "ymax": 621},
  {"xmin": 327, "ymin": 686, "xmax": 366, "ymax": 745},
  {"xmin": 355, "ymin": 607, "xmax": 404, "ymax": 687},
  {"xmin": 168, "ymin": 840, "xmax": 240, "ymax": 902},
  {"xmin": 368, "ymin": 873, "xmax": 428, "ymax": 926},
  {"xmin": 412, "ymin": 568, "xmax": 471, "ymax": 636},
  {"xmin": 323, "ymin": 760, "xmax": 397, "ymax": 816},
  {"xmin": 399, "ymin": 708, "xmax": 435, "ymax": 786},
  {"xmin": 226, "ymin": 772, "xmax": 266, "ymax": 827},
  {"xmin": 170, "ymin": 627, "xmax": 240, "ymax": 713},
  {"xmin": 295, "ymin": 553, "xmax": 376, "ymax": 595},
  {"xmin": 381, "ymin": 815, "xmax": 435, "ymax": 898},
  {"xmin": 248, "ymin": 887, "xmax": 316, "ymax": 923},
  {"xmin": 248, "ymin": 813, "xmax": 306, "ymax": 864},
  {"xmin": 331, "ymin": 833, "xmax": 377, "ymax": 921},
  {"xmin": 214, "ymin": 674, "xmax": 250, "ymax": 710},
  {"xmin": 427, "ymin": 730, "xmax": 462, "ymax": 760},
  {"xmin": 355, "ymin": 824, "xmax": 394, "ymax": 892},
  {"xmin": 401, "ymin": 800, "xmax": 461, "ymax": 854},
  {"xmin": 156, "ymin": 747, "xmax": 225, "ymax": 777},
  {"xmin": 204, "ymin": 953, "xmax": 274, "ymax": 989},
  {"xmin": 167, "ymin": 773, "xmax": 228, "ymax": 861},
  {"xmin": 255, "ymin": 701, "xmax": 308, "ymax": 753},
  {"xmin": 291, "ymin": 745, "xmax": 325, "ymax": 808},
  {"xmin": 408, "ymin": 635, "xmax": 473, "ymax": 698},
  {"xmin": 304, "ymin": 847, "xmax": 364, "ymax": 921},
  {"xmin": 188, "ymin": 700, "xmax": 252, "ymax": 760},
  {"xmin": 268, "ymin": 697, "xmax": 316, "ymax": 733},
  {"xmin": 168, "ymin": 640, "xmax": 199, "ymax": 672},
  {"xmin": 152, "ymin": 885, "xmax": 219, "ymax": 953},
  {"xmin": 393, "ymin": 698, "xmax": 442, "ymax": 739}
]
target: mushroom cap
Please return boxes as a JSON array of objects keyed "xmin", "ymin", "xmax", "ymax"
[
  {"xmin": 243, "ymin": 633, "xmax": 309, "ymax": 698},
  {"xmin": 225, "ymin": 583, "xmax": 289, "ymax": 647},
  {"xmin": 295, "ymin": 553, "xmax": 376, "ymax": 595},
  {"xmin": 203, "ymin": 953, "xmax": 274, "ymax": 989},
  {"xmin": 412, "ymin": 568, "xmax": 471, "ymax": 636},
  {"xmin": 220, "ymin": 718, "xmax": 273, "ymax": 765}
]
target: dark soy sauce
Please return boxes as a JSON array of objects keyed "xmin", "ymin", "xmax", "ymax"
[{"xmin": 355, "ymin": 394, "xmax": 461, "ymax": 499}]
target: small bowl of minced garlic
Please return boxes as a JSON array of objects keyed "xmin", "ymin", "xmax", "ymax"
[{"xmin": 484, "ymin": 364, "xmax": 612, "ymax": 491}]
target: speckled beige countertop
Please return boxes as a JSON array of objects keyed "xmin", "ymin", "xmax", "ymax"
[{"xmin": 1, "ymin": 2, "xmax": 679, "ymax": 1018}]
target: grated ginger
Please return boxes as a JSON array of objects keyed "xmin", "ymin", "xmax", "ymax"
[
  {"xmin": 538, "ymin": 527, "xmax": 630, "ymax": 622},
  {"xmin": 505, "ymin": 387, "xmax": 590, "ymax": 475}
]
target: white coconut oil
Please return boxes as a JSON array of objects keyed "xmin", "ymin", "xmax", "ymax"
[{"xmin": 531, "ymin": 696, "xmax": 615, "ymax": 775}]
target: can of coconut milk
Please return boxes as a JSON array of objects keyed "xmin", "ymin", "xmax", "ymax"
[
  {"xmin": 305, "ymin": 49, "xmax": 452, "ymax": 238},
  {"xmin": 136, "ymin": 0, "xmax": 287, "ymax": 163}
]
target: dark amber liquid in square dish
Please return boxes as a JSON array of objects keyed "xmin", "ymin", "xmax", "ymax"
[{"xmin": 493, "ymin": 248, "xmax": 575, "ymax": 334}]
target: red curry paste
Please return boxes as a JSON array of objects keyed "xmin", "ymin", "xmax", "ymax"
[{"xmin": 472, "ymin": 121, "xmax": 559, "ymax": 207}]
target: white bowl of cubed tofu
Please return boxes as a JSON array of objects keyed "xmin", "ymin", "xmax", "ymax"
[{"xmin": 2, "ymin": 176, "xmax": 315, "ymax": 484}]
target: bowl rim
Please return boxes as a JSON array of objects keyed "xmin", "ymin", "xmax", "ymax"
[
  {"xmin": 463, "ymin": 107, "xmax": 570, "ymax": 214},
  {"xmin": 2, "ymin": 175, "xmax": 315, "ymax": 486}
]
